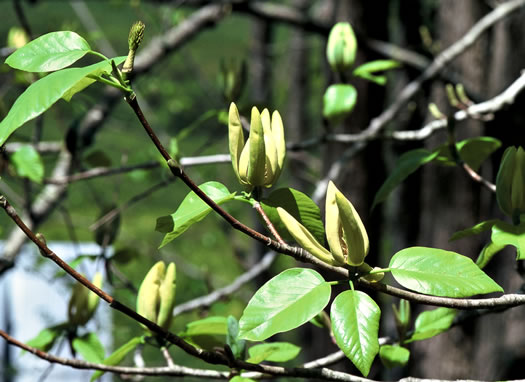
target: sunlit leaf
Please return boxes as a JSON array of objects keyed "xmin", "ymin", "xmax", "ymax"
[
  {"xmin": 10, "ymin": 145, "xmax": 44, "ymax": 183},
  {"xmin": 379, "ymin": 345, "xmax": 409, "ymax": 368},
  {"xmin": 491, "ymin": 220, "xmax": 525, "ymax": 260},
  {"xmin": 353, "ymin": 60, "xmax": 400, "ymax": 85},
  {"xmin": 0, "ymin": 56, "xmax": 126, "ymax": 146},
  {"xmin": 6, "ymin": 31, "xmax": 91, "ymax": 72},
  {"xmin": 476, "ymin": 240, "xmax": 506, "ymax": 268},
  {"xmin": 323, "ymin": 84, "xmax": 357, "ymax": 122},
  {"xmin": 247, "ymin": 342, "xmax": 301, "ymax": 364},
  {"xmin": 238, "ymin": 268, "xmax": 330, "ymax": 341},
  {"xmin": 331, "ymin": 290, "xmax": 380, "ymax": 376},
  {"xmin": 72, "ymin": 332, "xmax": 105, "ymax": 363},
  {"xmin": 157, "ymin": 181, "xmax": 235, "ymax": 248},
  {"xmin": 406, "ymin": 307, "xmax": 456, "ymax": 343},
  {"xmin": 389, "ymin": 247, "xmax": 503, "ymax": 297},
  {"xmin": 449, "ymin": 219, "xmax": 498, "ymax": 242}
]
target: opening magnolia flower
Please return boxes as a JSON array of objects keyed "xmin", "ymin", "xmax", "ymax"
[
  {"xmin": 228, "ymin": 102, "xmax": 285, "ymax": 189},
  {"xmin": 277, "ymin": 181, "xmax": 370, "ymax": 267}
]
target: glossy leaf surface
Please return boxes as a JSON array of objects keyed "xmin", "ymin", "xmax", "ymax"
[
  {"xmin": 6, "ymin": 31, "xmax": 91, "ymax": 72},
  {"xmin": 389, "ymin": 247, "xmax": 503, "ymax": 297},
  {"xmin": 406, "ymin": 307, "xmax": 456, "ymax": 343},
  {"xmin": 238, "ymin": 268, "xmax": 330, "ymax": 341},
  {"xmin": 331, "ymin": 290, "xmax": 380, "ymax": 376},
  {"xmin": 0, "ymin": 57, "xmax": 126, "ymax": 146},
  {"xmin": 491, "ymin": 220, "xmax": 525, "ymax": 260},
  {"xmin": 322, "ymin": 84, "xmax": 357, "ymax": 122}
]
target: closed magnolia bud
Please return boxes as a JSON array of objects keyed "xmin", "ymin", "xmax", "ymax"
[
  {"xmin": 67, "ymin": 272, "xmax": 103, "ymax": 327},
  {"xmin": 496, "ymin": 146, "xmax": 525, "ymax": 219},
  {"xmin": 229, "ymin": 103, "xmax": 285, "ymax": 189},
  {"xmin": 136, "ymin": 261, "xmax": 177, "ymax": 331},
  {"xmin": 326, "ymin": 22, "xmax": 357, "ymax": 73},
  {"xmin": 123, "ymin": 21, "xmax": 145, "ymax": 74}
]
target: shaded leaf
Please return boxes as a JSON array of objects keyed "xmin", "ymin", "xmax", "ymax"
[
  {"xmin": 261, "ymin": 187, "xmax": 325, "ymax": 245},
  {"xmin": 435, "ymin": 137, "xmax": 501, "ymax": 171},
  {"xmin": 247, "ymin": 342, "xmax": 301, "ymax": 364},
  {"xmin": 372, "ymin": 149, "xmax": 439, "ymax": 209},
  {"xmin": 6, "ymin": 31, "xmax": 91, "ymax": 72},
  {"xmin": 449, "ymin": 219, "xmax": 498, "ymax": 242},
  {"xmin": 10, "ymin": 145, "xmax": 44, "ymax": 183},
  {"xmin": 157, "ymin": 181, "xmax": 235, "ymax": 248},
  {"xmin": 389, "ymin": 247, "xmax": 503, "ymax": 297},
  {"xmin": 238, "ymin": 268, "xmax": 330, "ymax": 341},
  {"xmin": 0, "ymin": 56, "xmax": 126, "ymax": 146},
  {"xmin": 180, "ymin": 316, "xmax": 228, "ymax": 350},
  {"xmin": 379, "ymin": 345, "xmax": 409, "ymax": 368},
  {"xmin": 72, "ymin": 332, "xmax": 105, "ymax": 363},
  {"xmin": 90, "ymin": 336, "xmax": 143, "ymax": 382},
  {"xmin": 491, "ymin": 220, "xmax": 525, "ymax": 260},
  {"xmin": 406, "ymin": 307, "xmax": 456, "ymax": 343},
  {"xmin": 331, "ymin": 290, "xmax": 380, "ymax": 376},
  {"xmin": 227, "ymin": 316, "xmax": 245, "ymax": 359}
]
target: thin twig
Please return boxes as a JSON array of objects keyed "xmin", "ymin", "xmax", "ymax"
[{"xmin": 253, "ymin": 202, "xmax": 286, "ymax": 245}]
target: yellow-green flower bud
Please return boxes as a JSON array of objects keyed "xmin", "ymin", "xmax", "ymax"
[
  {"xmin": 228, "ymin": 103, "xmax": 285, "ymax": 189},
  {"xmin": 326, "ymin": 181, "xmax": 369, "ymax": 266},
  {"xmin": 326, "ymin": 22, "xmax": 357, "ymax": 73},
  {"xmin": 67, "ymin": 272, "xmax": 103, "ymax": 327},
  {"xmin": 123, "ymin": 21, "xmax": 145, "ymax": 74},
  {"xmin": 136, "ymin": 261, "xmax": 177, "ymax": 331},
  {"xmin": 496, "ymin": 146, "xmax": 525, "ymax": 219},
  {"xmin": 7, "ymin": 27, "xmax": 29, "ymax": 49}
]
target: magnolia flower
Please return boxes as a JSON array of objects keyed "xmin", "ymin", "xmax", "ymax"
[
  {"xmin": 277, "ymin": 181, "xmax": 370, "ymax": 267},
  {"xmin": 228, "ymin": 102, "xmax": 285, "ymax": 189},
  {"xmin": 136, "ymin": 261, "xmax": 177, "ymax": 331}
]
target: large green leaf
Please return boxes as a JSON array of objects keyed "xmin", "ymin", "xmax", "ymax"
[
  {"xmin": 449, "ymin": 219, "xmax": 498, "ymax": 242},
  {"xmin": 238, "ymin": 268, "xmax": 330, "ymax": 341},
  {"xmin": 261, "ymin": 187, "xmax": 325, "ymax": 245},
  {"xmin": 491, "ymin": 220, "xmax": 525, "ymax": 260},
  {"xmin": 72, "ymin": 332, "xmax": 105, "ymax": 363},
  {"xmin": 379, "ymin": 345, "xmax": 410, "ymax": 368},
  {"xmin": 406, "ymin": 307, "xmax": 456, "ymax": 343},
  {"xmin": 389, "ymin": 247, "xmax": 503, "ymax": 297},
  {"xmin": 0, "ymin": 56, "xmax": 126, "ymax": 146},
  {"xmin": 156, "ymin": 181, "xmax": 235, "ymax": 248},
  {"xmin": 322, "ymin": 84, "xmax": 357, "ymax": 122},
  {"xmin": 331, "ymin": 290, "xmax": 380, "ymax": 377},
  {"xmin": 246, "ymin": 342, "xmax": 301, "ymax": 364},
  {"xmin": 90, "ymin": 336, "xmax": 143, "ymax": 382},
  {"xmin": 6, "ymin": 31, "xmax": 91, "ymax": 72},
  {"xmin": 372, "ymin": 149, "xmax": 439, "ymax": 209},
  {"xmin": 10, "ymin": 145, "xmax": 44, "ymax": 183}
]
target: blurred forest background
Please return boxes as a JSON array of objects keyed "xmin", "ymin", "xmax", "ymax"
[{"xmin": 1, "ymin": 0, "xmax": 525, "ymax": 381}]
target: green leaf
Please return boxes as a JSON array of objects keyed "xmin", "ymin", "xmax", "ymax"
[
  {"xmin": 372, "ymin": 149, "xmax": 439, "ymax": 209},
  {"xmin": 238, "ymin": 268, "xmax": 330, "ymax": 341},
  {"xmin": 180, "ymin": 316, "xmax": 228, "ymax": 350},
  {"xmin": 6, "ymin": 31, "xmax": 91, "ymax": 72},
  {"xmin": 25, "ymin": 324, "xmax": 68, "ymax": 352},
  {"xmin": 90, "ymin": 336, "xmax": 143, "ymax": 382},
  {"xmin": 322, "ymin": 84, "xmax": 357, "ymax": 122},
  {"xmin": 0, "ymin": 56, "xmax": 126, "ymax": 146},
  {"xmin": 476, "ymin": 240, "xmax": 506, "ymax": 268},
  {"xmin": 406, "ymin": 307, "xmax": 456, "ymax": 343},
  {"xmin": 72, "ymin": 332, "xmax": 105, "ymax": 363},
  {"xmin": 230, "ymin": 377, "xmax": 256, "ymax": 382},
  {"xmin": 389, "ymin": 247, "xmax": 503, "ymax": 297},
  {"xmin": 157, "ymin": 181, "xmax": 235, "ymax": 248},
  {"xmin": 261, "ymin": 187, "xmax": 325, "ymax": 245},
  {"xmin": 246, "ymin": 342, "xmax": 301, "ymax": 364},
  {"xmin": 491, "ymin": 220, "xmax": 525, "ymax": 260},
  {"xmin": 353, "ymin": 60, "xmax": 401, "ymax": 85},
  {"xmin": 435, "ymin": 137, "xmax": 501, "ymax": 171},
  {"xmin": 331, "ymin": 290, "xmax": 380, "ymax": 377},
  {"xmin": 449, "ymin": 219, "xmax": 498, "ymax": 242},
  {"xmin": 10, "ymin": 145, "xmax": 44, "ymax": 183},
  {"xmin": 227, "ymin": 316, "xmax": 245, "ymax": 359},
  {"xmin": 379, "ymin": 345, "xmax": 410, "ymax": 368}
]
